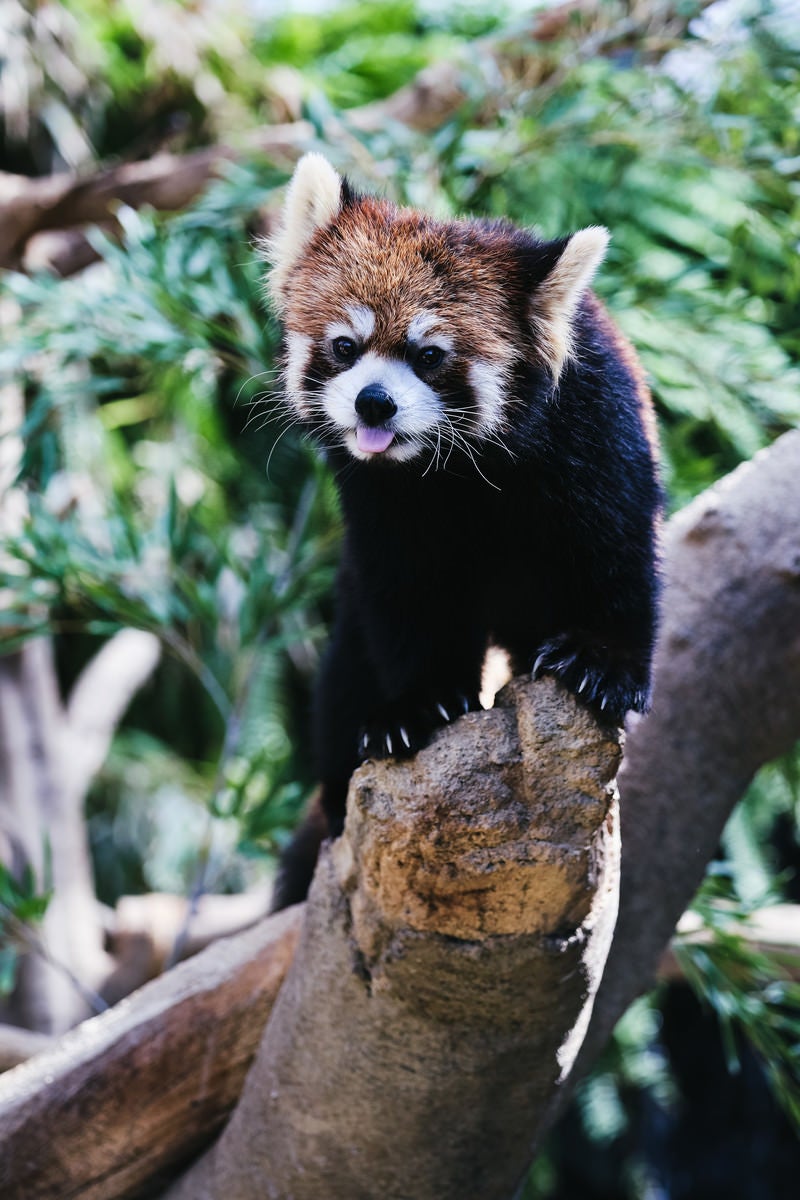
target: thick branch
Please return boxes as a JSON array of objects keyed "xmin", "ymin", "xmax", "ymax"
[
  {"xmin": 167, "ymin": 433, "xmax": 800, "ymax": 1199},
  {"xmin": 0, "ymin": 907, "xmax": 302, "ymax": 1200},
  {"xmin": 0, "ymin": 679, "xmax": 620, "ymax": 1200},
  {"xmin": 555, "ymin": 428, "xmax": 800, "ymax": 1129},
  {"xmin": 167, "ymin": 677, "xmax": 622, "ymax": 1200},
  {"xmin": 0, "ymin": 123, "xmax": 311, "ymax": 270}
]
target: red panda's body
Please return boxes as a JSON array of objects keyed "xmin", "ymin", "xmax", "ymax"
[{"xmin": 266, "ymin": 155, "xmax": 662, "ymax": 909}]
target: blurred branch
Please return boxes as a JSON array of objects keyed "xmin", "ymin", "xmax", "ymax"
[
  {"xmin": 0, "ymin": 384, "xmax": 162, "ymax": 1032},
  {"xmin": 0, "ymin": 123, "xmax": 311, "ymax": 271},
  {"xmin": 101, "ymin": 887, "xmax": 272, "ymax": 1007},
  {"xmin": 0, "ymin": 629, "xmax": 163, "ymax": 1032},
  {"xmin": 66, "ymin": 629, "xmax": 161, "ymax": 802},
  {"xmin": 0, "ymin": 638, "xmax": 110, "ymax": 1033},
  {"xmin": 1, "ymin": 897, "xmax": 797, "ymax": 1076},
  {"xmin": 553, "ymin": 428, "xmax": 800, "ymax": 1131},
  {"xmin": 0, "ymin": 907, "xmax": 303, "ymax": 1195}
]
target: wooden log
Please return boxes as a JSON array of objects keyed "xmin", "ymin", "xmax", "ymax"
[
  {"xmin": 0, "ymin": 123, "xmax": 312, "ymax": 270},
  {"xmin": 0, "ymin": 906, "xmax": 302, "ymax": 1200}
]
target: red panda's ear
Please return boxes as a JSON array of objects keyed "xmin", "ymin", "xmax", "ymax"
[
  {"xmin": 529, "ymin": 227, "xmax": 610, "ymax": 380},
  {"xmin": 264, "ymin": 153, "xmax": 343, "ymax": 312}
]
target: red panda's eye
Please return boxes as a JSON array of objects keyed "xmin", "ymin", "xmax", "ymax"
[
  {"xmin": 332, "ymin": 337, "xmax": 359, "ymax": 364},
  {"xmin": 417, "ymin": 346, "xmax": 445, "ymax": 370}
]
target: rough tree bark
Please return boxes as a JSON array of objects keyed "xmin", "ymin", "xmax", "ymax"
[
  {"xmin": 561, "ymin": 429, "xmax": 800, "ymax": 1117},
  {"xmin": 166, "ymin": 678, "xmax": 622, "ymax": 1200},
  {"xmin": 0, "ymin": 907, "xmax": 302, "ymax": 1199}
]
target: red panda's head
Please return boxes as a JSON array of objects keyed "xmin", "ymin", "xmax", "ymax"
[{"xmin": 265, "ymin": 154, "xmax": 608, "ymax": 465}]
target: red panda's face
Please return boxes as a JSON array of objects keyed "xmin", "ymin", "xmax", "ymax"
[
  {"xmin": 284, "ymin": 301, "xmax": 476, "ymax": 463},
  {"xmin": 265, "ymin": 155, "xmax": 609, "ymax": 466}
]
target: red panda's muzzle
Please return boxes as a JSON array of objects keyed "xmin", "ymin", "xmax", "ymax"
[{"xmin": 354, "ymin": 384, "xmax": 397, "ymax": 454}]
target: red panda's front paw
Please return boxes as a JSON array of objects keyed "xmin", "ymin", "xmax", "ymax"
[
  {"xmin": 531, "ymin": 634, "xmax": 651, "ymax": 726},
  {"xmin": 358, "ymin": 689, "xmax": 481, "ymax": 762}
]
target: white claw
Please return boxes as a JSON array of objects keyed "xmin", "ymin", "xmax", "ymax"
[
  {"xmin": 461, "ymin": 694, "xmax": 470, "ymax": 714},
  {"xmin": 578, "ymin": 673, "xmax": 590, "ymax": 694},
  {"xmin": 399, "ymin": 726, "xmax": 411, "ymax": 749},
  {"xmin": 385, "ymin": 732, "xmax": 394, "ymax": 754},
  {"xmin": 600, "ymin": 695, "xmax": 608, "ymax": 711},
  {"xmin": 360, "ymin": 732, "xmax": 369, "ymax": 754},
  {"xmin": 437, "ymin": 702, "xmax": 450, "ymax": 721},
  {"xmin": 532, "ymin": 653, "xmax": 547, "ymax": 678}
]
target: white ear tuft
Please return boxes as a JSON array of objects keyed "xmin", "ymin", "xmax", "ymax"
[
  {"xmin": 265, "ymin": 153, "xmax": 343, "ymax": 311},
  {"xmin": 530, "ymin": 226, "xmax": 610, "ymax": 379}
]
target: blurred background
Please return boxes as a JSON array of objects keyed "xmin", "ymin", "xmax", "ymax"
[{"xmin": 1, "ymin": 1, "xmax": 799, "ymax": 1196}]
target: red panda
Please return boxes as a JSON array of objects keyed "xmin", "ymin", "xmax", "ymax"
[{"xmin": 266, "ymin": 153, "xmax": 662, "ymax": 909}]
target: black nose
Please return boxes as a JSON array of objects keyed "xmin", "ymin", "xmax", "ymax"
[{"xmin": 355, "ymin": 385, "xmax": 397, "ymax": 427}]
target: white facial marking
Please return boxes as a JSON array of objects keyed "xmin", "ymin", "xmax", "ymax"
[
  {"xmin": 346, "ymin": 304, "xmax": 375, "ymax": 341},
  {"xmin": 324, "ymin": 304, "xmax": 376, "ymax": 346},
  {"xmin": 321, "ymin": 351, "xmax": 442, "ymax": 462},
  {"xmin": 407, "ymin": 311, "xmax": 440, "ymax": 340},
  {"xmin": 284, "ymin": 332, "xmax": 313, "ymax": 416},
  {"xmin": 468, "ymin": 360, "xmax": 508, "ymax": 435},
  {"xmin": 407, "ymin": 311, "xmax": 453, "ymax": 352}
]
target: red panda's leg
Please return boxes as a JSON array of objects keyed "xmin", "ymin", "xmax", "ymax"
[
  {"xmin": 311, "ymin": 586, "xmax": 381, "ymax": 833},
  {"xmin": 271, "ymin": 590, "xmax": 379, "ymax": 911},
  {"xmin": 355, "ymin": 613, "xmax": 488, "ymax": 762}
]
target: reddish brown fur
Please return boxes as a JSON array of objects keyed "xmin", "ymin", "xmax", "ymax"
[
  {"xmin": 589, "ymin": 296, "xmax": 660, "ymax": 461},
  {"xmin": 282, "ymin": 198, "xmax": 523, "ymax": 371}
]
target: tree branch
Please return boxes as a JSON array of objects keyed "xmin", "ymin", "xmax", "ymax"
[
  {"xmin": 1, "ymin": 394, "xmax": 162, "ymax": 1032},
  {"xmin": 166, "ymin": 676, "xmax": 622, "ymax": 1200},
  {"xmin": 100, "ymin": 887, "xmax": 272, "ymax": 1007},
  {"xmin": 0, "ymin": 907, "xmax": 302, "ymax": 1200},
  {"xmin": 0, "ymin": 123, "xmax": 312, "ymax": 271},
  {"xmin": 168, "ymin": 430, "xmax": 800, "ymax": 1199},
  {"xmin": 550, "ymin": 428, "xmax": 800, "ymax": 1136},
  {"xmin": 65, "ymin": 628, "xmax": 161, "ymax": 803}
]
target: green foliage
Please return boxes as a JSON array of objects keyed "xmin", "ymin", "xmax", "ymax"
[
  {"xmin": 677, "ymin": 873, "xmax": 800, "ymax": 1130},
  {"xmin": 2, "ymin": 163, "xmax": 341, "ymax": 886},
  {"xmin": 1, "ymin": 0, "xmax": 504, "ymax": 172},
  {"xmin": 722, "ymin": 745, "xmax": 800, "ymax": 905},
  {"xmin": 0, "ymin": 862, "xmax": 51, "ymax": 996},
  {"xmin": 252, "ymin": 0, "xmax": 504, "ymax": 109}
]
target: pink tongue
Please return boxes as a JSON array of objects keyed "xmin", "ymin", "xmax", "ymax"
[{"xmin": 356, "ymin": 425, "xmax": 395, "ymax": 454}]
